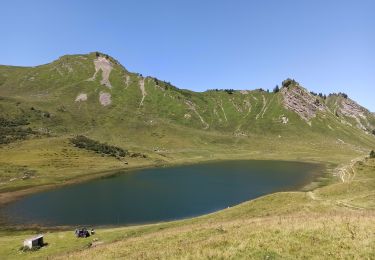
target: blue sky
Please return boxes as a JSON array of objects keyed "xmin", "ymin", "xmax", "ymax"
[{"xmin": 1, "ymin": 0, "xmax": 374, "ymax": 111}]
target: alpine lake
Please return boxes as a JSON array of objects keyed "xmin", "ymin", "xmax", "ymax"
[{"xmin": 0, "ymin": 160, "xmax": 324, "ymax": 227}]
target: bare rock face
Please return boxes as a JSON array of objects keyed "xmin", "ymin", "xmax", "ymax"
[
  {"xmin": 338, "ymin": 97, "xmax": 373, "ymax": 131},
  {"xmin": 281, "ymin": 84, "xmax": 326, "ymax": 122},
  {"xmin": 339, "ymin": 98, "xmax": 367, "ymax": 119}
]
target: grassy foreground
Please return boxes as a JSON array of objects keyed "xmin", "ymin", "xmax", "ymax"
[{"xmin": 0, "ymin": 156, "xmax": 374, "ymax": 259}]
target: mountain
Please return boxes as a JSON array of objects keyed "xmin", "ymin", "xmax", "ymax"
[
  {"xmin": 0, "ymin": 52, "xmax": 375, "ymax": 192},
  {"xmin": 1, "ymin": 52, "xmax": 375, "ymax": 259}
]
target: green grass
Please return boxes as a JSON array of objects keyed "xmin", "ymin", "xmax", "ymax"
[
  {"xmin": 0, "ymin": 158, "xmax": 374, "ymax": 259},
  {"xmin": 1, "ymin": 53, "xmax": 375, "ymax": 259}
]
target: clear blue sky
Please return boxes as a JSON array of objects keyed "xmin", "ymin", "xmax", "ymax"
[{"xmin": 1, "ymin": 0, "xmax": 374, "ymax": 111}]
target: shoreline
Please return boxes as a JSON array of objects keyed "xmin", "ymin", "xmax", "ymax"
[{"xmin": 0, "ymin": 157, "xmax": 333, "ymax": 231}]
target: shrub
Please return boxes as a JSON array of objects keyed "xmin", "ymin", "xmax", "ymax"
[
  {"xmin": 282, "ymin": 78, "xmax": 298, "ymax": 88},
  {"xmin": 370, "ymin": 150, "xmax": 375, "ymax": 158},
  {"xmin": 338, "ymin": 92, "xmax": 348, "ymax": 99},
  {"xmin": 0, "ymin": 117, "xmax": 35, "ymax": 144},
  {"xmin": 70, "ymin": 135, "xmax": 128, "ymax": 158},
  {"xmin": 273, "ymin": 85, "xmax": 279, "ymax": 93}
]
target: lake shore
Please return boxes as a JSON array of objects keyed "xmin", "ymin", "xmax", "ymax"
[
  {"xmin": 0, "ymin": 157, "xmax": 373, "ymax": 259},
  {"xmin": 0, "ymin": 157, "xmax": 330, "ymax": 230}
]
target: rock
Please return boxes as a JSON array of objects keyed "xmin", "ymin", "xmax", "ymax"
[
  {"xmin": 75, "ymin": 93, "xmax": 87, "ymax": 102},
  {"xmin": 338, "ymin": 98, "xmax": 372, "ymax": 131},
  {"xmin": 280, "ymin": 115, "xmax": 288, "ymax": 124},
  {"xmin": 281, "ymin": 85, "xmax": 326, "ymax": 122}
]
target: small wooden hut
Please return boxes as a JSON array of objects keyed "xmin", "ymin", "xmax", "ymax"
[{"xmin": 23, "ymin": 235, "xmax": 44, "ymax": 249}]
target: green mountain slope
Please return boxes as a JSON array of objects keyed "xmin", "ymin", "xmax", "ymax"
[{"xmin": 0, "ymin": 52, "xmax": 375, "ymax": 193}]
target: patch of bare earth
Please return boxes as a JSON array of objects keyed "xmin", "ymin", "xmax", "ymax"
[
  {"xmin": 99, "ymin": 92, "xmax": 111, "ymax": 106},
  {"xmin": 138, "ymin": 78, "xmax": 147, "ymax": 107},
  {"xmin": 88, "ymin": 56, "xmax": 113, "ymax": 88}
]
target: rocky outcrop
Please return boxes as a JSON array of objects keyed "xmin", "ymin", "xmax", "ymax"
[
  {"xmin": 338, "ymin": 97, "xmax": 373, "ymax": 131},
  {"xmin": 281, "ymin": 85, "xmax": 326, "ymax": 122},
  {"xmin": 339, "ymin": 98, "xmax": 367, "ymax": 118}
]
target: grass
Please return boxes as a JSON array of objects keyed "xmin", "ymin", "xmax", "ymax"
[
  {"xmin": 1, "ymin": 53, "xmax": 375, "ymax": 259},
  {"xmin": 0, "ymin": 158, "xmax": 373, "ymax": 259}
]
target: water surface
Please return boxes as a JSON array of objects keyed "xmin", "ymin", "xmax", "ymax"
[{"xmin": 0, "ymin": 160, "xmax": 323, "ymax": 226}]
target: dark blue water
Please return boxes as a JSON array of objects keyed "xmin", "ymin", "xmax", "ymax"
[{"xmin": 0, "ymin": 160, "xmax": 323, "ymax": 226}]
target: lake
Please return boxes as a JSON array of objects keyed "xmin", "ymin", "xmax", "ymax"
[{"xmin": 0, "ymin": 160, "xmax": 323, "ymax": 226}]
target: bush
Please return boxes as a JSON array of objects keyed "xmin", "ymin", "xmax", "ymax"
[
  {"xmin": 282, "ymin": 78, "xmax": 298, "ymax": 88},
  {"xmin": 0, "ymin": 117, "xmax": 35, "ymax": 144},
  {"xmin": 273, "ymin": 85, "xmax": 279, "ymax": 93},
  {"xmin": 370, "ymin": 150, "xmax": 375, "ymax": 158},
  {"xmin": 70, "ymin": 135, "xmax": 128, "ymax": 158},
  {"xmin": 338, "ymin": 92, "xmax": 348, "ymax": 99}
]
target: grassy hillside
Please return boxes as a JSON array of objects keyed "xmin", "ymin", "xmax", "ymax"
[
  {"xmin": 0, "ymin": 52, "xmax": 374, "ymax": 259},
  {"xmin": 0, "ymin": 52, "xmax": 374, "ymax": 195}
]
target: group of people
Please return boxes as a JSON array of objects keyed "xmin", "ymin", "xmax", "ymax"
[{"xmin": 74, "ymin": 228, "xmax": 95, "ymax": 238}]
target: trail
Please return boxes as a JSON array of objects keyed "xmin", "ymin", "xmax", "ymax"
[
  {"xmin": 219, "ymin": 99, "xmax": 228, "ymax": 122},
  {"xmin": 230, "ymin": 99, "xmax": 242, "ymax": 113},
  {"xmin": 243, "ymin": 99, "xmax": 252, "ymax": 118},
  {"xmin": 213, "ymin": 107, "xmax": 222, "ymax": 123},
  {"xmin": 256, "ymin": 95, "xmax": 267, "ymax": 120},
  {"xmin": 308, "ymin": 191, "xmax": 368, "ymax": 210},
  {"xmin": 335, "ymin": 157, "xmax": 362, "ymax": 183},
  {"xmin": 307, "ymin": 156, "xmax": 368, "ymax": 210},
  {"xmin": 261, "ymin": 95, "xmax": 276, "ymax": 119},
  {"xmin": 185, "ymin": 100, "xmax": 209, "ymax": 129}
]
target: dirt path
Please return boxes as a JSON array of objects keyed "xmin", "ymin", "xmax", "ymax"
[
  {"xmin": 335, "ymin": 157, "xmax": 362, "ymax": 183},
  {"xmin": 307, "ymin": 156, "xmax": 369, "ymax": 210},
  {"xmin": 185, "ymin": 100, "xmax": 209, "ymax": 129},
  {"xmin": 256, "ymin": 95, "xmax": 267, "ymax": 120},
  {"xmin": 219, "ymin": 99, "xmax": 228, "ymax": 122}
]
